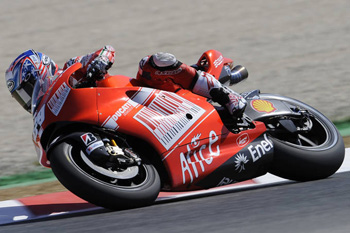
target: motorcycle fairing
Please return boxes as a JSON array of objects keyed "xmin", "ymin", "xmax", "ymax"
[
  {"xmin": 196, "ymin": 49, "xmax": 233, "ymax": 77},
  {"xmin": 244, "ymin": 98, "xmax": 302, "ymax": 121},
  {"xmin": 33, "ymin": 63, "xmax": 100, "ymax": 167},
  {"xmin": 97, "ymin": 86, "xmax": 215, "ymax": 154},
  {"xmin": 195, "ymin": 133, "xmax": 274, "ymax": 189},
  {"xmin": 161, "ymin": 121, "xmax": 268, "ymax": 190}
]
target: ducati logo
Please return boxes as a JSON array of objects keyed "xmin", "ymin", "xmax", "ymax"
[{"xmin": 236, "ymin": 133, "xmax": 250, "ymax": 147}]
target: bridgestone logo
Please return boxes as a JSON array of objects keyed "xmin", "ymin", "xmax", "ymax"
[{"xmin": 48, "ymin": 82, "xmax": 71, "ymax": 116}]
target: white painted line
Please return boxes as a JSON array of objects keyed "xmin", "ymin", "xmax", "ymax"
[{"xmin": 0, "ymin": 200, "xmax": 34, "ymax": 225}]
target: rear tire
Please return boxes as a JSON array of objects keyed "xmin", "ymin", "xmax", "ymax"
[
  {"xmin": 50, "ymin": 141, "xmax": 161, "ymax": 210},
  {"xmin": 269, "ymin": 135, "xmax": 344, "ymax": 181},
  {"xmin": 259, "ymin": 94, "xmax": 345, "ymax": 181}
]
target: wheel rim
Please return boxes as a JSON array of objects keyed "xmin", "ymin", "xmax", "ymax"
[
  {"xmin": 67, "ymin": 144, "xmax": 150, "ymax": 189},
  {"xmin": 80, "ymin": 151, "xmax": 139, "ymax": 179},
  {"xmin": 269, "ymin": 115, "xmax": 334, "ymax": 149},
  {"xmin": 260, "ymin": 94, "xmax": 339, "ymax": 151}
]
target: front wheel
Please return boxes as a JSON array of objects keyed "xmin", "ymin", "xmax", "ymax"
[
  {"xmin": 50, "ymin": 141, "xmax": 161, "ymax": 210},
  {"xmin": 258, "ymin": 94, "xmax": 345, "ymax": 181}
]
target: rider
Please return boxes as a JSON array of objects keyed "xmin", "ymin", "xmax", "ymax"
[
  {"xmin": 5, "ymin": 45, "xmax": 116, "ymax": 113},
  {"xmin": 6, "ymin": 47, "xmax": 246, "ymax": 118},
  {"xmin": 136, "ymin": 52, "xmax": 247, "ymax": 118}
]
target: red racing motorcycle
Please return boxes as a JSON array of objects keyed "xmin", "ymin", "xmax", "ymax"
[{"xmin": 31, "ymin": 50, "xmax": 345, "ymax": 209}]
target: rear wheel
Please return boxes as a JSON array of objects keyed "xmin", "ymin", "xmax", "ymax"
[
  {"xmin": 50, "ymin": 141, "xmax": 161, "ymax": 210},
  {"xmin": 258, "ymin": 94, "xmax": 345, "ymax": 181}
]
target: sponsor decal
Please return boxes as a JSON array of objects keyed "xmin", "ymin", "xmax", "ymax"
[
  {"xmin": 155, "ymin": 68, "xmax": 182, "ymax": 76},
  {"xmin": 80, "ymin": 133, "xmax": 97, "ymax": 146},
  {"xmin": 102, "ymin": 100, "xmax": 137, "ymax": 130},
  {"xmin": 134, "ymin": 91, "xmax": 206, "ymax": 150},
  {"xmin": 236, "ymin": 133, "xmax": 250, "ymax": 147},
  {"xmin": 234, "ymin": 153, "xmax": 249, "ymax": 173},
  {"xmin": 7, "ymin": 80, "xmax": 15, "ymax": 92},
  {"xmin": 191, "ymin": 134, "xmax": 201, "ymax": 148},
  {"xmin": 251, "ymin": 99, "xmax": 276, "ymax": 113},
  {"xmin": 248, "ymin": 134, "xmax": 273, "ymax": 162},
  {"xmin": 180, "ymin": 131, "xmax": 220, "ymax": 184},
  {"xmin": 32, "ymin": 105, "xmax": 45, "ymax": 140},
  {"xmin": 42, "ymin": 55, "xmax": 50, "ymax": 65},
  {"xmin": 86, "ymin": 141, "xmax": 104, "ymax": 155},
  {"xmin": 213, "ymin": 55, "xmax": 224, "ymax": 68},
  {"xmin": 47, "ymin": 82, "xmax": 71, "ymax": 116},
  {"xmin": 217, "ymin": 177, "xmax": 234, "ymax": 187}
]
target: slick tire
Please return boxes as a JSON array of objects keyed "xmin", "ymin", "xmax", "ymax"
[
  {"xmin": 268, "ymin": 134, "xmax": 345, "ymax": 181},
  {"xmin": 50, "ymin": 141, "xmax": 161, "ymax": 210},
  {"xmin": 262, "ymin": 94, "xmax": 345, "ymax": 181}
]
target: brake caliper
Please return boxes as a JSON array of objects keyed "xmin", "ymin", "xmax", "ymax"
[{"xmin": 105, "ymin": 139, "xmax": 141, "ymax": 167}]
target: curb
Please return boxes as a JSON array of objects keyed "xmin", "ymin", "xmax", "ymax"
[{"xmin": 1, "ymin": 148, "xmax": 349, "ymax": 226}]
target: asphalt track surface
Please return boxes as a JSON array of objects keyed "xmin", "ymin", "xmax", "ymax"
[{"xmin": 1, "ymin": 171, "xmax": 349, "ymax": 233}]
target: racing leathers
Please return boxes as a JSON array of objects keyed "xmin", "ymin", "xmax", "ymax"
[
  {"xmin": 64, "ymin": 45, "xmax": 115, "ymax": 86},
  {"xmin": 136, "ymin": 52, "xmax": 247, "ymax": 118}
]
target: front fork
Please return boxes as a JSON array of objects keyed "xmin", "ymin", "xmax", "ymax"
[{"xmin": 103, "ymin": 137, "xmax": 142, "ymax": 168}]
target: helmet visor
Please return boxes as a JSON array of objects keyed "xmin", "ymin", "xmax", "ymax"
[{"xmin": 12, "ymin": 81, "xmax": 34, "ymax": 113}]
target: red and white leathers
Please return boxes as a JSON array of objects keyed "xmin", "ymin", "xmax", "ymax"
[
  {"xmin": 136, "ymin": 52, "xmax": 247, "ymax": 117},
  {"xmin": 64, "ymin": 45, "xmax": 115, "ymax": 83},
  {"xmin": 5, "ymin": 46, "xmax": 115, "ymax": 113}
]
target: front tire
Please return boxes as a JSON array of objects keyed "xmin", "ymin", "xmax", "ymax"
[{"xmin": 50, "ymin": 141, "xmax": 161, "ymax": 210}]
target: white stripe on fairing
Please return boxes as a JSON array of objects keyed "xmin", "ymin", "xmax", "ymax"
[{"xmin": 131, "ymin": 87, "xmax": 155, "ymax": 105}]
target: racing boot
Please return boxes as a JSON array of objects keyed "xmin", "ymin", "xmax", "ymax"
[
  {"xmin": 210, "ymin": 87, "xmax": 247, "ymax": 119},
  {"xmin": 225, "ymin": 91, "xmax": 247, "ymax": 119}
]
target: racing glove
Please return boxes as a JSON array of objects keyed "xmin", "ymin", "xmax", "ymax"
[{"xmin": 87, "ymin": 56, "xmax": 113, "ymax": 81}]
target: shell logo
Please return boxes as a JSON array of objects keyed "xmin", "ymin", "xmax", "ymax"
[{"xmin": 251, "ymin": 99, "xmax": 276, "ymax": 113}]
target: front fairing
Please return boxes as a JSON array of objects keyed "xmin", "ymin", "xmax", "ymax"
[{"xmin": 32, "ymin": 63, "xmax": 100, "ymax": 167}]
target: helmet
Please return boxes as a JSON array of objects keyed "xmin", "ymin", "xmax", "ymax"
[
  {"xmin": 150, "ymin": 52, "xmax": 179, "ymax": 69},
  {"xmin": 137, "ymin": 52, "xmax": 197, "ymax": 92},
  {"xmin": 5, "ymin": 50, "xmax": 58, "ymax": 113}
]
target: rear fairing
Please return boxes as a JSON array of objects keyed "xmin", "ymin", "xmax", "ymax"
[{"xmin": 162, "ymin": 121, "xmax": 271, "ymax": 190}]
